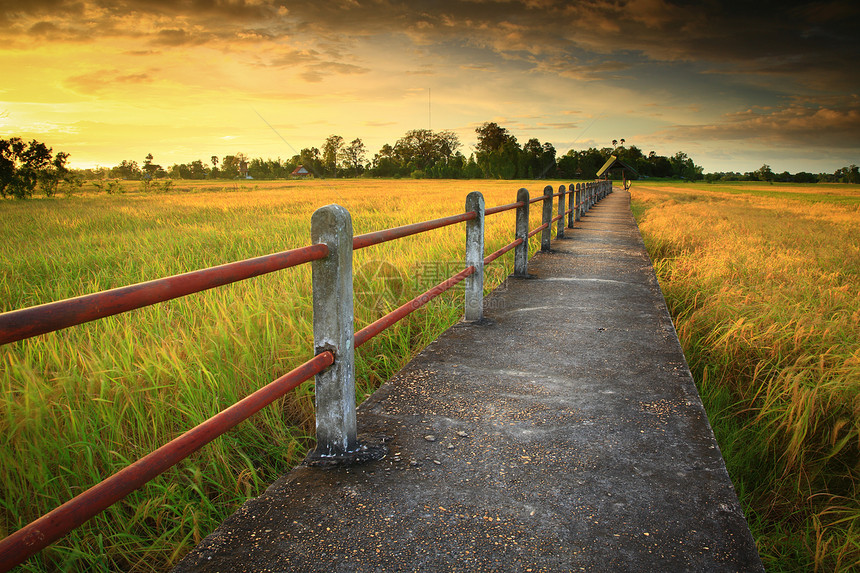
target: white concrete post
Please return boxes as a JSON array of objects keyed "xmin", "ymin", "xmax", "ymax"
[
  {"xmin": 514, "ymin": 188, "xmax": 529, "ymax": 276},
  {"xmin": 582, "ymin": 183, "xmax": 588, "ymax": 213},
  {"xmin": 575, "ymin": 183, "xmax": 582, "ymax": 222},
  {"xmin": 540, "ymin": 185, "xmax": 553, "ymax": 252},
  {"xmin": 556, "ymin": 184, "xmax": 566, "ymax": 239},
  {"xmin": 567, "ymin": 184, "xmax": 575, "ymax": 229},
  {"xmin": 464, "ymin": 191, "xmax": 485, "ymax": 322},
  {"xmin": 310, "ymin": 204, "xmax": 356, "ymax": 457}
]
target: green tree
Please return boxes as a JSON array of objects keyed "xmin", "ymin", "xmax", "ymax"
[
  {"xmin": 141, "ymin": 153, "xmax": 167, "ymax": 182},
  {"xmin": 38, "ymin": 151, "xmax": 70, "ymax": 197},
  {"xmin": 298, "ymin": 147, "xmax": 323, "ymax": 177},
  {"xmin": 474, "ymin": 122, "xmax": 521, "ymax": 179},
  {"xmin": 341, "ymin": 138, "xmax": 367, "ymax": 175},
  {"xmin": 371, "ymin": 143, "xmax": 401, "ymax": 177},
  {"xmin": 322, "ymin": 135, "xmax": 344, "ymax": 176},
  {"xmin": 755, "ymin": 164, "xmax": 775, "ymax": 182},
  {"xmin": 475, "ymin": 122, "xmax": 515, "ymax": 154},
  {"xmin": 393, "ymin": 129, "xmax": 460, "ymax": 173},
  {"xmin": 0, "ymin": 137, "xmax": 55, "ymax": 199},
  {"xmin": 110, "ymin": 159, "xmax": 141, "ymax": 180},
  {"xmin": 221, "ymin": 155, "xmax": 242, "ymax": 179}
]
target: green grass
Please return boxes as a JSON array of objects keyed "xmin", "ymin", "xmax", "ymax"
[
  {"xmin": 0, "ymin": 179, "xmax": 563, "ymax": 571},
  {"xmin": 631, "ymin": 181, "xmax": 860, "ymax": 572}
]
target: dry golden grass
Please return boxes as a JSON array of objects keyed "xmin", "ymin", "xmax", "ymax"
[
  {"xmin": 631, "ymin": 180, "xmax": 860, "ymax": 572},
  {"xmin": 0, "ymin": 178, "xmax": 568, "ymax": 571}
]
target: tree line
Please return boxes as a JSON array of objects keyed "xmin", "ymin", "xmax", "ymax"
[
  {"xmin": 704, "ymin": 163, "xmax": 860, "ymax": 184},
  {"xmin": 0, "ymin": 137, "xmax": 77, "ymax": 198},
  {"xmin": 3, "ymin": 125, "xmax": 859, "ymax": 199},
  {"xmin": 71, "ymin": 123, "xmax": 701, "ymax": 183}
]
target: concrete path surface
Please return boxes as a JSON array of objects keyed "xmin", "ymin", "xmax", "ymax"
[{"xmin": 174, "ymin": 189, "xmax": 763, "ymax": 572}]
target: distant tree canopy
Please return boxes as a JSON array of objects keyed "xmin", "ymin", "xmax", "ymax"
[
  {"xmin": 556, "ymin": 145, "xmax": 703, "ymax": 181},
  {"xmin": 0, "ymin": 137, "xmax": 72, "ymax": 198},
  {"xmin": 705, "ymin": 163, "xmax": 859, "ymax": 184},
  {"xmin": 6, "ymin": 127, "xmax": 858, "ymax": 201}
]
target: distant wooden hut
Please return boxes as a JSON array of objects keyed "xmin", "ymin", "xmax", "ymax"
[
  {"xmin": 596, "ymin": 155, "xmax": 638, "ymax": 189},
  {"xmin": 291, "ymin": 165, "xmax": 311, "ymax": 178}
]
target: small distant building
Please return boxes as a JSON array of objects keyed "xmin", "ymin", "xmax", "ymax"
[
  {"xmin": 239, "ymin": 160, "xmax": 251, "ymax": 179},
  {"xmin": 596, "ymin": 155, "xmax": 639, "ymax": 189},
  {"xmin": 291, "ymin": 165, "xmax": 311, "ymax": 178}
]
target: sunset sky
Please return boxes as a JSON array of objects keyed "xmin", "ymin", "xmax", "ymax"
[{"xmin": 1, "ymin": 0, "xmax": 858, "ymax": 174}]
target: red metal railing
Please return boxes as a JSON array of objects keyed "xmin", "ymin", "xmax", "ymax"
[
  {"xmin": 528, "ymin": 223, "xmax": 550, "ymax": 238},
  {"xmin": 352, "ymin": 192, "xmax": 536, "ymax": 348},
  {"xmin": 0, "ymin": 244, "xmax": 329, "ymax": 346},
  {"xmin": 353, "ymin": 211, "xmax": 477, "ymax": 250},
  {"xmin": 484, "ymin": 237, "xmax": 524, "ymax": 266},
  {"xmin": 0, "ymin": 183, "xmax": 589, "ymax": 571},
  {"xmin": 355, "ymin": 266, "xmax": 476, "ymax": 349},
  {"xmin": 0, "ymin": 352, "xmax": 334, "ymax": 571},
  {"xmin": 484, "ymin": 200, "xmax": 524, "ymax": 216}
]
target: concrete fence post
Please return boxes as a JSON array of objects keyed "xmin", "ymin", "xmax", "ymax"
[
  {"xmin": 464, "ymin": 191, "xmax": 485, "ymax": 322},
  {"xmin": 575, "ymin": 183, "xmax": 582, "ymax": 222},
  {"xmin": 541, "ymin": 185, "xmax": 553, "ymax": 252},
  {"xmin": 583, "ymin": 182, "xmax": 588, "ymax": 213},
  {"xmin": 567, "ymin": 183, "xmax": 575, "ymax": 229},
  {"xmin": 310, "ymin": 204, "xmax": 357, "ymax": 458},
  {"xmin": 514, "ymin": 188, "xmax": 529, "ymax": 276},
  {"xmin": 583, "ymin": 183, "xmax": 589, "ymax": 213},
  {"xmin": 556, "ymin": 185, "xmax": 566, "ymax": 239}
]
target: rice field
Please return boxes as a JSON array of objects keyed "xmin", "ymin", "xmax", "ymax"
[
  {"xmin": 8, "ymin": 178, "xmax": 855, "ymax": 571},
  {"xmin": 0, "ymin": 179, "xmax": 559, "ymax": 571},
  {"xmin": 630, "ymin": 181, "xmax": 860, "ymax": 572}
]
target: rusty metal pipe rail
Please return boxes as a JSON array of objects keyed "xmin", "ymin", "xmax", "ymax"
[
  {"xmin": 354, "ymin": 266, "xmax": 476, "ymax": 349},
  {"xmin": 0, "ymin": 181, "xmax": 613, "ymax": 570},
  {"xmin": 0, "ymin": 351, "xmax": 334, "ymax": 572},
  {"xmin": 528, "ymin": 223, "xmax": 549, "ymax": 238},
  {"xmin": 353, "ymin": 211, "xmax": 477, "ymax": 250},
  {"xmin": 0, "ymin": 243, "xmax": 329, "ymax": 346},
  {"xmin": 484, "ymin": 201, "xmax": 524, "ymax": 216},
  {"xmin": 528, "ymin": 194, "xmax": 552, "ymax": 204},
  {"xmin": 483, "ymin": 238, "xmax": 523, "ymax": 266}
]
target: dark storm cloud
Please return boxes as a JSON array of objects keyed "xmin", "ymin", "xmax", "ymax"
[
  {"xmin": 657, "ymin": 98, "xmax": 860, "ymax": 148},
  {"xmin": 5, "ymin": 0, "xmax": 858, "ymax": 94},
  {"xmin": 4, "ymin": 0, "xmax": 858, "ymax": 153},
  {"xmin": 153, "ymin": 28, "xmax": 205, "ymax": 46}
]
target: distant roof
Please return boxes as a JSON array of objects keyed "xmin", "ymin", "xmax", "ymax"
[
  {"xmin": 291, "ymin": 165, "xmax": 310, "ymax": 175},
  {"xmin": 596, "ymin": 155, "xmax": 639, "ymax": 178}
]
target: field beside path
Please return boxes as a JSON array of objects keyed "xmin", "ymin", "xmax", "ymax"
[
  {"xmin": 631, "ymin": 181, "xmax": 860, "ymax": 572},
  {"xmin": 0, "ymin": 179, "xmax": 562, "ymax": 572}
]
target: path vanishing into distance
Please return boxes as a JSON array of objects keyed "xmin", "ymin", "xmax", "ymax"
[{"xmin": 174, "ymin": 189, "xmax": 764, "ymax": 572}]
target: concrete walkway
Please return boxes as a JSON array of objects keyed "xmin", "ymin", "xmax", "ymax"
[{"xmin": 174, "ymin": 189, "xmax": 763, "ymax": 572}]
